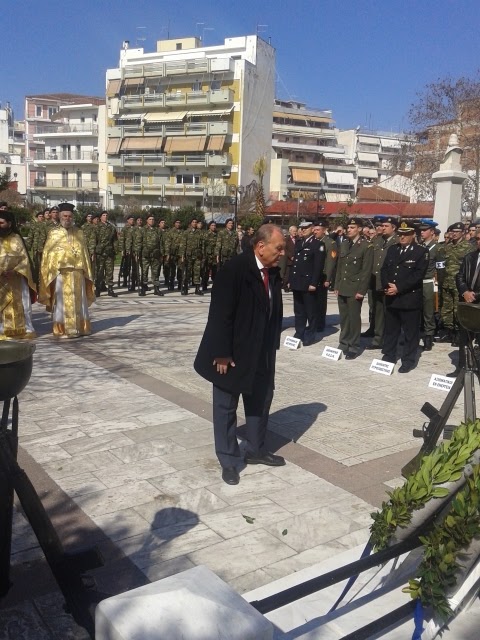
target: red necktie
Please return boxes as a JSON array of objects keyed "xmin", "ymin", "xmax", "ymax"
[{"xmin": 261, "ymin": 268, "xmax": 269, "ymax": 295}]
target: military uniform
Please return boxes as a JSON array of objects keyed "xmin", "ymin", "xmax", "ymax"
[
  {"xmin": 180, "ymin": 227, "xmax": 204, "ymax": 295},
  {"xmin": 95, "ymin": 220, "xmax": 118, "ymax": 296},
  {"xmin": 82, "ymin": 221, "xmax": 97, "ymax": 257},
  {"xmin": 289, "ymin": 230, "xmax": 325, "ymax": 345},
  {"xmin": 438, "ymin": 225, "xmax": 475, "ymax": 338},
  {"xmin": 216, "ymin": 228, "xmax": 238, "ymax": 267},
  {"xmin": 315, "ymin": 232, "xmax": 338, "ymax": 332},
  {"xmin": 165, "ymin": 226, "xmax": 184, "ymax": 290},
  {"xmin": 119, "ymin": 221, "xmax": 137, "ymax": 291},
  {"xmin": 334, "ymin": 230, "xmax": 374, "ymax": 356},
  {"xmin": 157, "ymin": 225, "xmax": 169, "ymax": 286},
  {"xmin": 421, "ymin": 237, "xmax": 439, "ymax": 342},
  {"xmin": 381, "ymin": 238, "xmax": 429, "ymax": 371},
  {"xmin": 27, "ymin": 219, "xmax": 45, "ymax": 286},
  {"xmin": 137, "ymin": 223, "xmax": 164, "ymax": 296},
  {"xmin": 202, "ymin": 228, "xmax": 218, "ymax": 290}
]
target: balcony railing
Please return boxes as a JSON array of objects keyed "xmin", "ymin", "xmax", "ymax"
[
  {"xmin": 109, "ymin": 152, "xmax": 231, "ymax": 168},
  {"xmin": 35, "ymin": 151, "xmax": 98, "ymax": 162},
  {"xmin": 122, "ymin": 57, "xmax": 234, "ymax": 80},
  {"xmin": 108, "ymin": 120, "xmax": 232, "ymax": 139},
  {"xmin": 33, "ymin": 179, "xmax": 99, "ymax": 190},
  {"xmin": 33, "ymin": 123, "xmax": 99, "ymax": 136},
  {"xmin": 121, "ymin": 89, "xmax": 234, "ymax": 110}
]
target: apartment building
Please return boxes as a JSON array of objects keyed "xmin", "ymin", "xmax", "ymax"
[
  {"xmin": 25, "ymin": 93, "xmax": 105, "ymax": 206},
  {"xmin": 0, "ymin": 103, "xmax": 26, "ymax": 194},
  {"xmin": 269, "ymin": 99, "xmax": 356, "ymax": 206},
  {"xmin": 105, "ymin": 35, "xmax": 275, "ymax": 210}
]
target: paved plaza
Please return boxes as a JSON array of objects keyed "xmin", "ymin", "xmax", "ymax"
[{"xmin": 0, "ymin": 287, "xmax": 471, "ymax": 638}]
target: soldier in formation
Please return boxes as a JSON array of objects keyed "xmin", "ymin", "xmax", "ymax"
[
  {"xmin": 95, "ymin": 211, "xmax": 118, "ymax": 297},
  {"xmin": 202, "ymin": 221, "xmax": 218, "ymax": 290},
  {"xmin": 165, "ymin": 219, "xmax": 183, "ymax": 291},
  {"xmin": 216, "ymin": 218, "xmax": 239, "ymax": 268},
  {"xmin": 418, "ymin": 220, "xmax": 440, "ymax": 351},
  {"xmin": 119, "ymin": 214, "xmax": 137, "ymax": 291},
  {"xmin": 135, "ymin": 214, "xmax": 165, "ymax": 297},
  {"xmin": 180, "ymin": 218, "xmax": 204, "ymax": 296}
]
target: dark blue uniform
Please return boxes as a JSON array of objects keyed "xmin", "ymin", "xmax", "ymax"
[
  {"xmin": 381, "ymin": 242, "xmax": 429, "ymax": 369},
  {"xmin": 289, "ymin": 235, "xmax": 325, "ymax": 345}
]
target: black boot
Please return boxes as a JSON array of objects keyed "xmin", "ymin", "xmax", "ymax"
[
  {"xmin": 195, "ymin": 285, "xmax": 204, "ymax": 296},
  {"xmin": 154, "ymin": 286, "xmax": 164, "ymax": 297},
  {"xmin": 435, "ymin": 329, "xmax": 452, "ymax": 343},
  {"xmin": 451, "ymin": 331, "xmax": 460, "ymax": 348},
  {"xmin": 101, "ymin": 283, "xmax": 107, "ymax": 292},
  {"xmin": 423, "ymin": 336, "xmax": 433, "ymax": 351},
  {"xmin": 107, "ymin": 287, "xmax": 118, "ymax": 298},
  {"xmin": 446, "ymin": 367, "xmax": 461, "ymax": 378},
  {"xmin": 139, "ymin": 286, "xmax": 146, "ymax": 297},
  {"xmin": 181, "ymin": 286, "xmax": 188, "ymax": 296},
  {"xmin": 361, "ymin": 328, "xmax": 375, "ymax": 338},
  {"xmin": 95, "ymin": 286, "xmax": 101, "ymax": 297}
]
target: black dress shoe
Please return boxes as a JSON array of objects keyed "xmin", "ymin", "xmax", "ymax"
[
  {"xmin": 337, "ymin": 345, "xmax": 348, "ymax": 354},
  {"xmin": 423, "ymin": 336, "xmax": 433, "ymax": 351},
  {"xmin": 345, "ymin": 352, "xmax": 359, "ymax": 360},
  {"xmin": 361, "ymin": 329, "xmax": 375, "ymax": 338},
  {"xmin": 244, "ymin": 452, "xmax": 286, "ymax": 467},
  {"xmin": 364, "ymin": 345, "xmax": 381, "ymax": 350},
  {"xmin": 221, "ymin": 467, "xmax": 239, "ymax": 485},
  {"xmin": 382, "ymin": 355, "xmax": 396, "ymax": 363},
  {"xmin": 446, "ymin": 368, "xmax": 461, "ymax": 378},
  {"xmin": 398, "ymin": 363, "xmax": 415, "ymax": 373}
]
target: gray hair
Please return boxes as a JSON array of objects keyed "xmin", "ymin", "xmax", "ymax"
[{"xmin": 252, "ymin": 224, "xmax": 283, "ymax": 246}]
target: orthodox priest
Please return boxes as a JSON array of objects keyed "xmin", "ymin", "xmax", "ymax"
[
  {"xmin": 39, "ymin": 203, "xmax": 95, "ymax": 338},
  {"xmin": 0, "ymin": 210, "xmax": 36, "ymax": 340}
]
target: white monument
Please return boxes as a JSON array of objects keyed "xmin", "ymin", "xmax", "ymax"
[{"xmin": 432, "ymin": 133, "xmax": 468, "ymax": 233}]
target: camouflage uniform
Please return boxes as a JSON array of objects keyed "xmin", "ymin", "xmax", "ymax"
[
  {"xmin": 95, "ymin": 221, "xmax": 118, "ymax": 295},
  {"xmin": 157, "ymin": 226, "xmax": 169, "ymax": 285},
  {"xmin": 119, "ymin": 223, "xmax": 137, "ymax": 291},
  {"xmin": 215, "ymin": 229, "xmax": 238, "ymax": 267},
  {"xmin": 30, "ymin": 221, "xmax": 50, "ymax": 287},
  {"xmin": 136, "ymin": 224, "xmax": 164, "ymax": 296},
  {"xmin": 179, "ymin": 228, "xmax": 204, "ymax": 295},
  {"xmin": 438, "ymin": 239, "xmax": 475, "ymax": 332},
  {"xmin": 202, "ymin": 229, "xmax": 218, "ymax": 290},
  {"xmin": 165, "ymin": 227, "xmax": 184, "ymax": 290}
]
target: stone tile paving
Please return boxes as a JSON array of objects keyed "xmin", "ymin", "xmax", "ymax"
[{"xmin": 1, "ymin": 289, "xmax": 471, "ymax": 638}]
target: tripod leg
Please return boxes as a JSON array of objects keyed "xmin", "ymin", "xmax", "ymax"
[{"xmin": 464, "ymin": 371, "xmax": 476, "ymax": 422}]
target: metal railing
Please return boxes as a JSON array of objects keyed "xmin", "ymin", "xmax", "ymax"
[
  {"xmin": 33, "ymin": 123, "xmax": 98, "ymax": 135},
  {"xmin": 33, "ymin": 179, "xmax": 99, "ymax": 189},
  {"xmin": 35, "ymin": 151, "xmax": 98, "ymax": 162}
]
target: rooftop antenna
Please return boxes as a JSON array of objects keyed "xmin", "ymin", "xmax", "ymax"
[
  {"xmin": 136, "ymin": 26, "xmax": 146, "ymax": 48},
  {"xmin": 202, "ymin": 26, "xmax": 214, "ymax": 45},
  {"xmin": 256, "ymin": 23, "xmax": 268, "ymax": 36},
  {"xmin": 196, "ymin": 22, "xmax": 205, "ymax": 39}
]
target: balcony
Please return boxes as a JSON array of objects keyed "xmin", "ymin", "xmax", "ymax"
[
  {"xmin": 35, "ymin": 151, "xmax": 99, "ymax": 163},
  {"xmin": 107, "ymin": 121, "xmax": 232, "ymax": 139},
  {"xmin": 122, "ymin": 57, "xmax": 234, "ymax": 80},
  {"xmin": 110, "ymin": 154, "xmax": 165, "ymax": 167},
  {"xmin": 165, "ymin": 183, "xmax": 206, "ymax": 197},
  {"xmin": 109, "ymin": 152, "xmax": 231, "ymax": 169},
  {"xmin": 33, "ymin": 179, "xmax": 99, "ymax": 191},
  {"xmin": 33, "ymin": 123, "xmax": 98, "ymax": 137},
  {"xmin": 121, "ymin": 89, "xmax": 234, "ymax": 110}
]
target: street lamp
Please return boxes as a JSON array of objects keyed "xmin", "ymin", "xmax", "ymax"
[{"xmin": 229, "ymin": 184, "xmax": 244, "ymax": 229}]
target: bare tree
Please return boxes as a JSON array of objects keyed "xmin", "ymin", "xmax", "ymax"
[{"xmin": 253, "ymin": 155, "xmax": 267, "ymax": 217}]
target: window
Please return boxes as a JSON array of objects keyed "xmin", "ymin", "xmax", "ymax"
[
  {"xmin": 48, "ymin": 107, "xmax": 57, "ymax": 118},
  {"xmin": 76, "ymin": 145, "xmax": 81, "ymax": 160},
  {"xmin": 76, "ymin": 171, "xmax": 82, "ymax": 187},
  {"xmin": 91, "ymin": 171, "xmax": 98, "ymax": 182},
  {"xmin": 211, "ymin": 80, "xmax": 221, "ymax": 91},
  {"xmin": 80, "ymin": 117, "xmax": 85, "ymax": 123},
  {"xmin": 176, "ymin": 174, "xmax": 200, "ymax": 184},
  {"xmin": 176, "ymin": 43, "xmax": 182, "ymax": 50},
  {"xmin": 36, "ymin": 105, "xmax": 42, "ymax": 117},
  {"xmin": 192, "ymin": 80, "xmax": 202, "ymax": 92},
  {"xmin": 62, "ymin": 170, "xmax": 68, "ymax": 187}
]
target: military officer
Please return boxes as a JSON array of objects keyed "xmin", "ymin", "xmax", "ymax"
[
  {"xmin": 362, "ymin": 216, "xmax": 386, "ymax": 338},
  {"xmin": 418, "ymin": 220, "xmax": 439, "ymax": 351},
  {"xmin": 119, "ymin": 214, "xmax": 137, "ymax": 291},
  {"xmin": 157, "ymin": 218, "xmax": 169, "ymax": 286},
  {"xmin": 180, "ymin": 218, "xmax": 204, "ymax": 296},
  {"xmin": 364, "ymin": 216, "xmax": 399, "ymax": 351},
  {"xmin": 216, "ymin": 218, "xmax": 239, "ymax": 268},
  {"xmin": 334, "ymin": 217, "xmax": 374, "ymax": 359},
  {"xmin": 137, "ymin": 214, "xmax": 164, "ymax": 297},
  {"xmin": 95, "ymin": 211, "xmax": 118, "ymax": 297},
  {"xmin": 312, "ymin": 220, "xmax": 337, "ymax": 332},
  {"xmin": 165, "ymin": 219, "xmax": 183, "ymax": 291},
  {"xmin": 202, "ymin": 221, "xmax": 218, "ymax": 290},
  {"xmin": 437, "ymin": 222, "xmax": 475, "ymax": 346},
  {"xmin": 289, "ymin": 220, "xmax": 325, "ymax": 346},
  {"xmin": 380, "ymin": 222, "xmax": 429, "ymax": 373}
]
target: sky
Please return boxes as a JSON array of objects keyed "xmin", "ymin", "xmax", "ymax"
[{"xmin": 2, "ymin": 0, "xmax": 480, "ymax": 131}]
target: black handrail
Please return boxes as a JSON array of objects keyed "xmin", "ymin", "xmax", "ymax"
[{"xmin": 341, "ymin": 601, "xmax": 416, "ymax": 639}]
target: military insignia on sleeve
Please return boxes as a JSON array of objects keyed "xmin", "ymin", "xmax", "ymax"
[{"xmin": 331, "ymin": 250, "xmax": 337, "ymax": 258}]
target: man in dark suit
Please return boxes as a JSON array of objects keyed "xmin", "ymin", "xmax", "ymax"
[
  {"xmin": 194, "ymin": 225, "xmax": 286, "ymax": 485},
  {"xmin": 381, "ymin": 222, "xmax": 429, "ymax": 373},
  {"xmin": 281, "ymin": 225, "xmax": 297, "ymax": 291},
  {"xmin": 289, "ymin": 220, "xmax": 325, "ymax": 346}
]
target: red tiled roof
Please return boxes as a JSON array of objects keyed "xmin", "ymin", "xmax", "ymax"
[
  {"xmin": 266, "ymin": 200, "xmax": 434, "ymax": 219},
  {"xmin": 356, "ymin": 185, "xmax": 410, "ymax": 203},
  {"xmin": 25, "ymin": 93, "xmax": 105, "ymax": 106}
]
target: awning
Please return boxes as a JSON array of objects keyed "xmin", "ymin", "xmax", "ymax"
[
  {"xmin": 144, "ymin": 111, "xmax": 187, "ymax": 122},
  {"xmin": 124, "ymin": 77, "xmax": 144, "ymax": 86},
  {"xmin": 106, "ymin": 138, "xmax": 122, "ymax": 154},
  {"xmin": 325, "ymin": 171, "xmax": 355, "ymax": 185},
  {"xmin": 380, "ymin": 138, "xmax": 401, "ymax": 148},
  {"xmin": 357, "ymin": 152, "xmax": 379, "ymax": 163},
  {"xmin": 291, "ymin": 168, "xmax": 321, "ymax": 184},
  {"xmin": 164, "ymin": 136, "xmax": 207, "ymax": 152},
  {"xmin": 106, "ymin": 79, "xmax": 121, "ymax": 97},
  {"xmin": 120, "ymin": 137, "xmax": 163, "ymax": 151},
  {"xmin": 322, "ymin": 151, "xmax": 345, "ymax": 159},
  {"xmin": 116, "ymin": 113, "xmax": 144, "ymax": 121},
  {"xmin": 186, "ymin": 107, "xmax": 233, "ymax": 117},
  {"xmin": 358, "ymin": 168, "xmax": 379, "ymax": 179},
  {"xmin": 207, "ymin": 135, "xmax": 226, "ymax": 151},
  {"xmin": 358, "ymin": 135, "xmax": 380, "ymax": 144}
]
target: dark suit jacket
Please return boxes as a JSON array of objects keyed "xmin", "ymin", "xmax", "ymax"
[
  {"xmin": 289, "ymin": 236, "xmax": 325, "ymax": 291},
  {"xmin": 456, "ymin": 249, "xmax": 480, "ymax": 300},
  {"xmin": 381, "ymin": 242, "xmax": 429, "ymax": 309},
  {"xmin": 194, "ymin": 251, "xmax": 282, "ymax": 395},
  {"xmin": 285, "ymin": 235, "xmax": 296, "ymax": 266}
]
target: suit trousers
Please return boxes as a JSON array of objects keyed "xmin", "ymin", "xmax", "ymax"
[
  {"xmin": 316, "ymin": 284, "xmax": 328, "ymax": 331},
  {"xmin": 382, "ymin": 307, "xmax": 421, "ymax": 367},
  {"xmin": 422, "ymin": 282, "xmax": 436, "ymax": 336},
  {"xmin": 371, "ymin": 290, "xmax": 386, "ymax": 347},
  {"xmin": 212, "ymin": 355, "xmax": 275, "ymax": 468},
  {"xmin": 337, "ymin": 294, "xmax": 363, "ymax": 353},
  {"xmin": 293, "ymin": 290, "xmax": 318, "ymax": 343}
]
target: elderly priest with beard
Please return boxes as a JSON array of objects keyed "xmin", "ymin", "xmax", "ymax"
[
  {"xmin": 39, "ymin": 203, "xmax": 95, "ymax": 338},
  {"xmin": 0, "ymin": 209, "xmax": 36, "ymax": 340}
]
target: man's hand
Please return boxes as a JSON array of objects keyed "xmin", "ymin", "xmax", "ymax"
[
  {"xmin": 308, "ymin": 285, "xmax": 316, "ymax": 292},
  {"xmin": 355, "ymin": 292, "xmax": 364, "ymax": 300},
  {"xmin": 463, "ymin": 290, "xmax": 476, "ymax": 303},
  {"xmin": 213, "ymin": 357, "xmax": 235, "ymax": 375},
  {"xmin": 385, "ymin": 283, "xmax": 398, "ymax": 296},
  {"xmin": 324, "ymin": 280, "xmax": 330, "ymax": 288}
]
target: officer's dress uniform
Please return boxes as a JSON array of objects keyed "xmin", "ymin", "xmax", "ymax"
[
  {"xmin": 381, "ymin": 242, "xmax": 429, "ymax": 369},
  {"xmin": 421, "ymin": 237, "xmax": 439, "ymax": 346},
  {"xmin": 316, "ymin": 234, "xmax": 337, "ymax": 332},
  {"xmin": 368, "ymin": 232, "xmax": 398, "ymax": 347},
  {"xmin": 289, "ymin": 235, "xmax": 325, "ymax": 345},
  {"xmin": 334, "ymin": 237, "xmax": 373, "ymax": 355}
]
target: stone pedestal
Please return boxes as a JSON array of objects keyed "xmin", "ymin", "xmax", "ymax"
[
  {"xmin": 95, "ymin": 565, "xmax": 273, "ymax": 640},
  {"xmin": 432, "ymin": 134, "xmax": 468, "ymax": 233}
]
